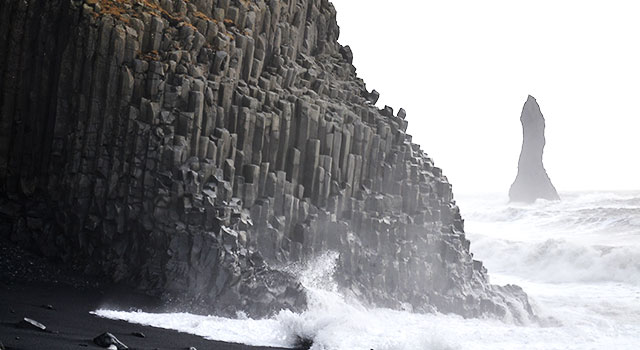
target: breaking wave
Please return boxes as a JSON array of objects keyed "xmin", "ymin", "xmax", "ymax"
[
  {"xmin": 95, "ymin": 191, "xmax": 640, "ymax": 350},
  {"xmin": 95, "ymin": 252, "xmax": 460, "ymax": 350}
]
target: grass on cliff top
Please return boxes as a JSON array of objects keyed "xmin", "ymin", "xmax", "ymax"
[
  {"xmin": 87, "ymin": 0, "xmax": 243, "ymax": 48},
  {"xmin": 87, "ymin": 0, "xmax": 202, "ymax": 26}
]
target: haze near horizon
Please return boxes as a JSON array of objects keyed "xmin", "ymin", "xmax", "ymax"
[{"xmin": 331, "ymin": 0, "xmax": 640, "ymax": 194}]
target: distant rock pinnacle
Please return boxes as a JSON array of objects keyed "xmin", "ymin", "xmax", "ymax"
[{"xmin": 509, "ymin": 95, "xmax": 560, "ymax": 203}]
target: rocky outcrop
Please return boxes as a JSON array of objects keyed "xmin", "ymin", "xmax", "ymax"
[
  {"xmin": 0, "ymin": 0, "xmax": 532, "ymax": 320},
  {"xmin": 510, "ymin": 96, "xmax": 560, "ymax": 203}
]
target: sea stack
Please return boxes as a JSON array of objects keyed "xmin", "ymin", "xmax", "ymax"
[{"xmin": 509, "ymin": 95, "xmax": 560, "ymax": 202}]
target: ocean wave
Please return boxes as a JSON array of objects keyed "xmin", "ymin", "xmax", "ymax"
[
  {"xmin": 94, "ymin": 273, "xmax": 640, "ymax": 350},
  {"xmin": 95, "ymin": 252, "xmax": 463, "ymax": 350},
  {"xmin": 471, "ymin": 236, "xmax": 640, "ymax": 285},
  {"xmin": 460, "ymin": 191, "xmax": 640, "ymax": 285},
  {"xmin": 92, "ymin": 191, "xmax": 640, "ymax": 350}
]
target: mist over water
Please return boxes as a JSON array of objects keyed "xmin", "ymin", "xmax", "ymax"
[{"xmin": 95, "ymin": 191, "xmax": 640, "ymax": 349}]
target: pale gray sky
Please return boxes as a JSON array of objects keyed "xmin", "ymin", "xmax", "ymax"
[{"xmin": 331, "ymin": 0, "xmax": 640, "ymax": 194}]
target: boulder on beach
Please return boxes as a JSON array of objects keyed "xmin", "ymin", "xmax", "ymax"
[{"xmin": 93, "ymin": 332, "xmax": 128, "ymax": 350}]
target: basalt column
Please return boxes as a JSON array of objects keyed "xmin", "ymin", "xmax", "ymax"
[{"xmin": 0, "ymin": 0, "xmax": 533, "ymax": 321}]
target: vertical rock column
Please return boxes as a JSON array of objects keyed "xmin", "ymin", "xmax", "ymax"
[{"xmin": 509, "ymin": 95, "xmax": 560, "ymax": 202}]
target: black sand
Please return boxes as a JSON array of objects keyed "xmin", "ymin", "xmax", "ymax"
[{"xmin": 0, "ymin": 238, "xmax": 292, "ymax": 350}]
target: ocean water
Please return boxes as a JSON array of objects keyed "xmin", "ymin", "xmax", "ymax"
[{"xmin": 94, "ymin": 191, "xmax": 640, "ymax": 349}]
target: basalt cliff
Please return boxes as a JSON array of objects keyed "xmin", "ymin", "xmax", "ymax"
[
  {"xmin": 0, "ymin": 0, "xmax": 532, "ymax": 320},
  {"xmin": 510, "ymin": 95, "xmax": 559, "ymax": 203}
]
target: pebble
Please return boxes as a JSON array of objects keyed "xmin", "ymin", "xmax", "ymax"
[{"xmin": 17, "ymin": 317, "xmax": 47, "ymax": 332}]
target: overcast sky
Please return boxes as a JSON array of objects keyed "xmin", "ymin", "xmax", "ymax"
[{"xmin": 331, "ymin": 0, "xmax": 640, "ymax": 194}]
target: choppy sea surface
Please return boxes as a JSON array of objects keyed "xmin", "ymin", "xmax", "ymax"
[{"xmin": 95, "ymin": 191, "xmax": 640, "ymax": 349}]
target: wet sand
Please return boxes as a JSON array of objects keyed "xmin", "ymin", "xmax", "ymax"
[{"xmin": 0, "ymin": 237, "xmax": 292, "ymax": 350}]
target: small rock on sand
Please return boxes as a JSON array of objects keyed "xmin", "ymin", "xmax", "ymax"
[{"xmin": 17, "ymin": 317, "xmax": 46, "ymax": 331}]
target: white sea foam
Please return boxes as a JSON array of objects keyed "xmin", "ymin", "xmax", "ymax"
[{"xmin": 94, "ymin": 191, "xmax": 640, "ymax": 350}]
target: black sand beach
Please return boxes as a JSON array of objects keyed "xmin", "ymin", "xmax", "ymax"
[{"xmin": 0, "ymin": 238, "xmax": 291, "ymax": 350}]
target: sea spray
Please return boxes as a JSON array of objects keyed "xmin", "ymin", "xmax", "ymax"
[{"xmin": 279, "ymin": 251, "xmax": 341, "ymax": 292}]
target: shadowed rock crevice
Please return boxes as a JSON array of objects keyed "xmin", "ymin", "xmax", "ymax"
[
  {"xmin": 0, "ymin": 0, "xmax": 533, "ymax": 320},
  {"xmin": 510, "ymin": 95, "xmax": 560, "ymax": 203}
]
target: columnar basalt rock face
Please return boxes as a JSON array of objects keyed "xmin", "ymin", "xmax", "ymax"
[
  {"xmin": 510, "ymin": 95, "xmax": 560, "ymax": 203},
  {"xmin": 0, "ymin": 0, "xmax": 532, "ymax": 319}
]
